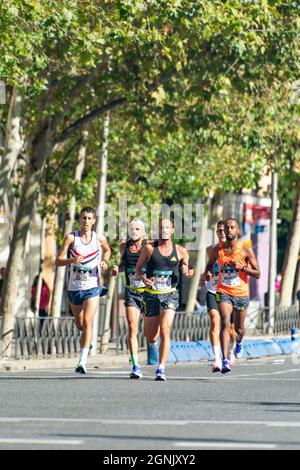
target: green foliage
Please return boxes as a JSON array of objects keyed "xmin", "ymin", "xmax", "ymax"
[{"xmin": 1, "ymin": 0, "xmax": 300, "ymax": 246}]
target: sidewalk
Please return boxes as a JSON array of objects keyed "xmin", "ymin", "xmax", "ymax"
[
  {"xmin": 0, "ymin": 334, "xmax": 297, "ymax": 372},
  {"xmin": 0, "ymin": 343, "xmax": 147, "ymax": 372}
]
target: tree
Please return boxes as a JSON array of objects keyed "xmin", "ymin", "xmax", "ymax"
[{"xmin": 1, "ymin": 0, "xmax": 300, "ymax": 355}]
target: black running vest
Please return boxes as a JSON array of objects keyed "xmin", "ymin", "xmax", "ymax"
[
  {"xmin": 146, "ymin": 241, "xmax": 180, "ymax": 293},
  {"xmin": 122, "ymin": 240, "xmax": 146, "ymax": 289}
]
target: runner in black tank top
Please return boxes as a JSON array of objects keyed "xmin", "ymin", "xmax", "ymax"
[
  {"xmin": 146, "ymin": 241, "xmax": 179, "ymax": 292},
  {"xmin": 112, "ymin": 219, "xmax": 147, "ymax": 379},
  {"xmin": 136, "ymin": 219, "xmax": 194, "ymax": 381}
]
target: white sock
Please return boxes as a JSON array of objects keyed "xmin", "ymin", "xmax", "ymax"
[
  {"xmin": 229, "ymin": 341, "xmax": 235, "ymax": 355},
  {"xmin": 212, "ymin": 345, "xmax": 221, "ymax": 362},
  {"xmin": 158, "ymin": 363, "xmax": 165, "ymax": 370},
  {"xmin": 78, "ymin": 348, "xmax": 89, "ymax": 367}
]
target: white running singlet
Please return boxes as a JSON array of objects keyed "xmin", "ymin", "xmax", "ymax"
[{"xmin": 68, "ymin": 231, "xmax": 101, "ymax": 291}]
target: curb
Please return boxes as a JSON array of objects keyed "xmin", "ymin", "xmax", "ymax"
[{"xmin": 0, "ymin": 352, "xmax": 148, "ymax": 372}]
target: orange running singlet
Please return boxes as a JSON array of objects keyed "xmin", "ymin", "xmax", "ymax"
[{"xmin": 217, "ymin": 241, "xmax": 249, "ymax": 297}]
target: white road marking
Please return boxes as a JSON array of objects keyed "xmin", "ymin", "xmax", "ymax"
[
  {"xmin": 1, "ymin": 366, "xmax": 299, "ymax": 381},
  {"xmin": 1, "ymin": 417, "xmax": 300, "ymax": 427},
  {"xmin": 173, "ymin": 441, "xmax": 277, "ymax": 449},
  {"xmin": 0, "ymin": 438, "xmax": 82, "ymax": 445}
]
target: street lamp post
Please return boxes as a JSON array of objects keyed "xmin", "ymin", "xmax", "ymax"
[{"xmin": 267, "ymin": 171, "xmax": 278, "ymax": 334}]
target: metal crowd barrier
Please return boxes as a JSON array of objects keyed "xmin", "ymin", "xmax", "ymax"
[
  {"xmin": 0, "ymin": 303, "xmax": 299, "ymax": 358},
  {"xmin": 116, "ymin": 311, "xmax": 211, "ymax": 353},
  {"xmin": 117, "ymin": 305, "xmax": 300, "ymax": 353},
  {"xmin": 273, "ymin": 305, "xmax": 300, "ymax": 334},
  {"xmin": 13, "ymin": 316, "xmax": 81, "ymax": 358}
]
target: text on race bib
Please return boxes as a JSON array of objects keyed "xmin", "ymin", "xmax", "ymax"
[
  {"xmin": 221, "ymin": 266, "xmax": 241, "ymax": 287},
  {"xmin": 73, "ymin": 264, "xmax": 92, "ymax": 288},
  {"xmin": 152, "ymin": 270, "xmax": 173, "ymax": 291},
  {"xmin": 127, "ymin": 267, "xmax": 145, "ymax": 288}
]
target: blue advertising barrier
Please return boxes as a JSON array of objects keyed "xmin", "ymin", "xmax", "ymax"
[{"xmin": 148, "ymin": 337, "xmax": 299, "ymax": 365}]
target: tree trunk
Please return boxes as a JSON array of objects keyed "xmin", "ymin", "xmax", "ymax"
[
  {"xmin": 292, "ymin": 257, "xmax": 300, "ymax": 304},
  {"xmin": 92, "ymin": 112, "xmax": 110, "ymax": 355},
  {"xmin": 280, "ymin": 176, "xmax": 300, "ymax": 307},
  {"xmin": 1, "ymin": 171, "xmax": 41, "ymax": 355},
  {"xmin": 186, "ymin": 201, "xmax": 209, "ymax": 314},
  {"xmin": 34, "ymin": 216, "xmax": 46, "ymax": 317},
  {"xmin": 0, "ymin": 86, "xmax": 24, "ymax": 207},
  {"xmin": 51, "ymin": 132, "xmax": 87, "ymax": 318},
  {"xmin": 0, "ymin": 128, "xmax": 53, "ymax": 356},
  {"xmin": 100, "ymin": 274, "xmax": 116, "ymax": 353}
]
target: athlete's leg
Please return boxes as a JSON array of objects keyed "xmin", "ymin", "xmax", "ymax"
[
  {"xmin": 144, "ymin": 316, "xmax": 160, "ymax": 344},
  {"xmin": 232, "ymin": 308, "xmax": 247, "ymax": 359},
  {"xmin": 228, "ymin": 320, "xmax": 237, "ymax": 364},
  {"xmin": 81, "ymin": 295, "xmax": 99, "ymax": 349},
  {"xmin": 208, "ymin": 308, "xmax": 221, "ymax": 361},
  {"xmin": 233, "ymin": 308, "xmax": 247, "ymax": 344},
  {"xmin": 158, "ymin": 308, "xmax": 175, "ymax": 367},
  {"xmin": 229, "ymin": 321, "xmax": 237, "ymax": 344},
  {"xmin": 126, "ymin": 306, "xmax": 141, "ymax": 366},
  {"xmin": 75, "ymin": 296, "xmax": 99, "ymax": 372},
  {"xmin": 69, "ymin": 303, "xmax": 84, "ymax": 339},
  {"xmin": 218, "ymin": 301, "xmax": 234, "ymax": 361}
]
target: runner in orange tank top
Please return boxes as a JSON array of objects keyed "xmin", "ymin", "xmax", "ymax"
[
  {"xmin": 200, "ymin": 220, "xmax": 237, "ymax": 373},
  {"xmin": 204, "ymin": 218, "xmax": 260, "ymax": 374}
]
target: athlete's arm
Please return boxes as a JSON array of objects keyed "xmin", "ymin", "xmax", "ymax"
[
  {"xmin": 200, "ymin": 245, "xmax": 213, "ymax": 285},
  {"xmin": 55, "ymin": 233, "xmax": 84, "ymax": 266},
  {"xmin": 243, "ymin": 247, "xmax": 261, "ymax": 279},
  {"xmin": 203, "ymin": 245, "xmax": 218, "ymax": 281},
  {"xmin": 98, "ymin": 235, "xmax": 111, "ymax": 271},
  {"xmin": 112, "ymin": 242, "xmax": 126, "ymax": 276},
  {"xmin": 136, "ymin": 244, "xmax": 153, "ymax": 287},
  {"xmin": 177, "ymin": 246, "xmax": 194, "ymax": 277}
]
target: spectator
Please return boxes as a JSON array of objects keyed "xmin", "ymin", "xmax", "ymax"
[
  {"xmin": 31, "ymin": 276, "xmax": 50, "ymax": 321},
  {"xmin": 275, "ymin": 274, "xmax": 282, "ymax": 306},
  {"xmin": 275, "ymin": 274, "xmax": 282, "ymax": 293}
]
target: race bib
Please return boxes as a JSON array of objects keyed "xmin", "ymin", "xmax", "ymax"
[
  {"xmin": 212, "ymin": 274, "xmax": 219, "ymax": 290},
  {"xmin": 127, "ymin": 267, "xmax": 145, "ymax": 289},
  {"xmin": 73, "ymin": 264, "xmax": 92, "ymax": 288},
  {"xmin": 221, "ymin": 267, "xmax": 240, "ymax": 287},
  {"xmin": 152, "ymin": 270, "xmax": 173, "ymax": 291}
]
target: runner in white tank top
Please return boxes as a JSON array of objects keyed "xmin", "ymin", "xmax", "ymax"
[
  {"xmin": 56, "ymin": 207, "xmax": 111, "ymax": 374},
  {"xmin": 68, "ymin": 230, "xmax": 101, "ymax": 291}
]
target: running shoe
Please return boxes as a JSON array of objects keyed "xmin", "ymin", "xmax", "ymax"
[
  {"xmin": 130, "ymin": 365, "xmax": 143, "ymax": 379},
  {"xmin": 75, "ymin": 363, "xmax": 86, "ymax": 375},
  {"xmin": 211, "ymin": 361, "xmax": 222, "ymax": 373},
  {"xmin": 221, "ymin": 359, "xmax": 231, "ymax": 374},
  {"xmin": 234, "ymin": 342, "xmax": 244, "ymax": 359},
  {"xmin": 155, "ymin": 367, "xmax": 166, "ymax": 381}
]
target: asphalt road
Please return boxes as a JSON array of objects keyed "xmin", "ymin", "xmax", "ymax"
[{"xmin": 0, "ymin": 358, "xmax": 300, "ymax": 451}]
